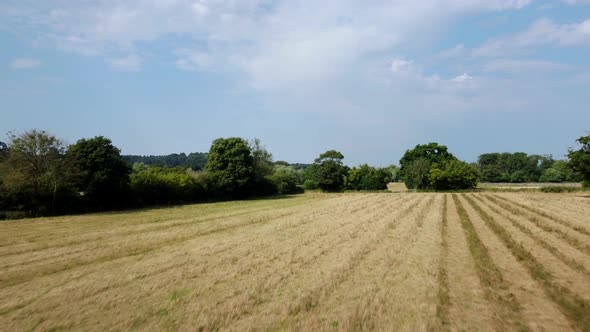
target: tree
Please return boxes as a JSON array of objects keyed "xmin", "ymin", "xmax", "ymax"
[
  {"xmin": 552, "ymin": 160, "xmax": 583, "ymax": 182},
  {"xmin": 269, "ymin": 166, "xmax": 301, "ymax": 194},
  {"xmin": 0, "ymin": 140, "xmax": 7, "ymax": 160},
  {"xmin": 66, "ymin": 136, "xmax": 131, "ymax": 209},
  {"xmin": 0, "ymin": 130, "xmax": 73, "ymax": 214},
  {"xmin": 568, "ymin": 134, "xmax": 590, "ymax": 187},
  {"xmin": 429, "ymin": 160, "xmax": 480, "ymax": 190},
  {"xmin": 249, "ymin": 138, "xmax": 274, "ymax": 180},
  {"xmin": 399, "ymin": 143, "xmax": 456, "ymax": 189},
  {"xmin": 314, "ymin": 150, "xmax": 347, "ymax": 192},
  {"xmin": 405, "ymin": 158, "xmax": 432, "ymax": 190},
  {"xmin": 346, "ymin": 164, "xmax": 391, "ymax": 190},
  {"xmin": 539, "ymin": 168, "xmax": 565, "ymax": 183},
  {"xmin": 206, "ymin": 137, "xmax": 254, "ymax": 196}
]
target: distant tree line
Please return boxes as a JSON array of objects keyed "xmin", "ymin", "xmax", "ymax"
[
  {"xmin": 1, "ymin": 129, "xmax": 588, "ymax": 219},
  {"xmin": 123, "ymin": 152, "xmax": 208, "ymax": 170},
  {"xmin": 0, "ymin": 131, "xmax": 304, "ymax": 219},
  {"xmin": 476, "ymin": 152, "xmax": 582, "ymax": 183}
]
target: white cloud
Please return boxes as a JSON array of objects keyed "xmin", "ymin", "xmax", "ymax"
[
  {"xmin": 475, "ymin": 18, "xmax": 590, "ymax": 57},
  {"xmin": 562, "ymin": 0, "xmax": 590, "ymax": 4},
  {"xmin": 450, "ymin": 73, "xmax": 473, "ymax": 83},
  {"xmin": 106, "ymin": 55, "xmax": 142, "ymax": 71},
  {"xmin": 174, "ymin": 49, "xmax": 215, "ymax": 71},
  {"xmin": 390, "ymin": 59, "xmax": 413, "ymax": 72},
  {"xmin": 9, "ymin": 58, "xmax": 42, "ymax": 69},
  {"xmin": 0, "ymin": 0, "xmax": 532, "ymax": 86}
]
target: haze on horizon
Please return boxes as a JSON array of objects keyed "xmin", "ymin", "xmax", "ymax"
[{"xmin": 1, "ymin": 0, "xmax": 589, "ymax": 166}]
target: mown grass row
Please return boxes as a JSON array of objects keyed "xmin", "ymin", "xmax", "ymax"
[
  {"xmin": 463, "ymin": 195, "xmax": 590, "ymax": 332},
  {"xmin": 472, "ymin": 195, "xmax": 590, "ymax": 277},
  {"xmin": 435, "ymin": 195, "xmax": 450, "ymax": 331},
  {"xmin": 484, "ymin": 195, "xmax": 590, "ymax": 256},
  {"xmin": 451, "ymin": 194, "xmax": 528, "ymax": 332},
  {"xmin": 492, "ymin": 195, "xmax": 590, "ymax": 237}
]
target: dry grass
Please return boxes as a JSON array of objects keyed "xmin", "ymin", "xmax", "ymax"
[{"xmin": 0, "ymin": 192, "xmax": 589, "ymax": 331}]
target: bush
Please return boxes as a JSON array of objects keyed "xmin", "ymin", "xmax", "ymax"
[
  {"xmin": 269, "ymin": 171, "xmax": 301, "ymax": 194},
  {"xmin": 303, "ymin": 179, "xmax": 319, "ymax": 190},
  {"xmin": 130, "ymin": 167, "xmax": 209, "ymax": 205},
  {"xmin": 346, "ymin": 164, "xmax": 391, "ymax": 191},
  {"xmin": 540, "ymin": 186, "xmax": 579, "ymax": 193},
  {"xmin": 429, "ymin": 160, "xmax": 480, "ymax": 190},
  {"xmin": 539, "ymin": 168, "xmax": 565, "ymax": 183}
]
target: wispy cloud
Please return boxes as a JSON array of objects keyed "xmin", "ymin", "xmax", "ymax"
[
  {"xmin": 482, "ymin": 59, "xmax": 573, "ymax": 73},
  {"xmin": 106, "ymin": 55, "xmax": 142, "ymax": 71},
  {"xmin": 474, "ymin": 18, "xmax": 590, "ymax": 57},
  {"xmin": 9, "ymin": 58, "xmax": 42, "ymax": 69}
]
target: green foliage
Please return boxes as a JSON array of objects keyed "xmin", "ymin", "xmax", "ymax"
[
  {"xmin": 313, "ymin": 150, "xmax": 347, "ymax": 192},
  {"xmin": 268, "ymin": 166, "xmax": 303, "ymax": 194},
  {"xmin": 0, "ymin": 130, "xmax": 76, "ymax": 215},
  {"xmin": 303, "ymin": 179, "xmax": 319, "ymax": 190},
  {"xmin": 540, "ymin": 186, "xmax": 580, "ymax": 193},
  {"xmin": 405, "ymin": 158, "xmax": 432, "ymax": 190},
  {"xmin": 130, "ymin": 167, "xmax": 209, "ymax": 205},
  {"xmin": 477, "ymin": 152, "xmax": 554, "ymax": 183},
  {"xmin": 346, "ymin": 164, "xmax": 391, "ymax": 190},
  {"xmin": 249, "ymin": 138, "xmax": 274, "ymax": 180},
  {"xmin": 399, "ymin": 143, "xmax": 457, "ymax": 189},
  {"xmin": 206, "ymin": 137, "xmax": 254, "ymax": 197},
  {"xmin": 429, "ymin": 160, "xmax": 480, "ymax": 190},
  {"xmin": 66, "ymin": 136, "xmax": 131, "ymax": 209},
  {"xmin": 568, "ymin": 134, "xmax": 590, "ymax": 184},
  {"xmin": 539, "ymin": 168, "xmax": 565, "ymax": 183},
  {"xmin": 385, "ymin": 164, "xmax": 400, "ymax": 182}
]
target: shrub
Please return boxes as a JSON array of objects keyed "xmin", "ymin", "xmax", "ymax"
[
  {"xmin": 540, "ymin": 186, "xmax": 578, "ymax": 193},
  {"xmin": 429, "ymin": 160, "xmax": 480, "ymax": 190},
  {"xmin": 539, "ymin": 168, "xmax": 565, "ymax": 183},
  {"xmin": 269, "ymin": 170, "xmax": 302, "ymax": 194},
  {"xmin": 304, "ymin": 179, "xmax": 319, "ymax": 190},
  {"xmin": 346, "ymin": 164, "xmax": 391, "ymax": 191}
]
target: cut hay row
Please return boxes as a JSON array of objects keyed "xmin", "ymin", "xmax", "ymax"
[
  {"xmin": 1, "ymin": 192, "xmax": 589, "ymax": 331},
  {"xmin": 463, "ymin": 195, "xmax": 590, "ymax": 332}
]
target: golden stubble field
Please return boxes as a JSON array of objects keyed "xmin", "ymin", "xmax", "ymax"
[{"xmin": 1, "ymin": 192, "xmax": 589, "ymax": 331}]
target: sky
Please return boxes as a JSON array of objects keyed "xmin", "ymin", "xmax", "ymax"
[{"xmin": 1, "ymin": 0, "xmax": 589, "ymax": 166}]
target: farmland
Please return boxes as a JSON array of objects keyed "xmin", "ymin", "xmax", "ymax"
[{"xmin": 1, "ymin": 192, "xmax": 589, "ymax": 331}]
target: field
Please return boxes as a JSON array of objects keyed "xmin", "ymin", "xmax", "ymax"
[{"xmin": 1, "ymin": 192, "xmax": 589, "ymax": 331}]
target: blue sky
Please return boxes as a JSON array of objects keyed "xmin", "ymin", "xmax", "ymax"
[{"xmin": 1, "ymin": 0, "xmax": 589, "ymax": 166}]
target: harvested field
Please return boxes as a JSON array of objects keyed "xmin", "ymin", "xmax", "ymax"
[{"xmin": 1, "ymin": 192, "xmax": 589, "ymax": 331}]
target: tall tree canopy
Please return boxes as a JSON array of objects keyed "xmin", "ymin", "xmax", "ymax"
[
  {"xmin": 568, "ymin": 134, "xmax": 590, "ymax": 187},
  {"xmin": 313, "ymin": 150, "xmax": 347, "ymax": 192},
  {"xmin": 206, "ymin": 137, "xmax": 254, "ymax": 196},
  {"xmin": 399, "ymin": 143, "xmax": 457, "ymax": 189},
  {"xmin": 66, "ymin": 136, "xmax": 131, "ymax": 209},
  {"xmin": 0, "ymin": 130, "xmax": 72, "ymax": 214}
]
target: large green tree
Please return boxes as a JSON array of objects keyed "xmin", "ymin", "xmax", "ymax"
[
  {"xmin": 314, "ymin": 150, "xmax": 348, "ymax": 192},
  {"xmin": 66, "ymin": 136, "xmax": 131, "ymax": 209},
  {"xmin": 0, "ymin": 130, "xmax": 74, "ymax": 214},
  {"xmin": 399, "ymin": 143, "xmax": 457, "ymax": 189},
  {"xmin": 568, "ymin": 134, "xmax": 590, "ymax": 187},
  {"xmin": 429, "ymin": 160, "xmax": 480, "ymax": 190},
  {"xmin": 206, "ymin": 137, "xmax": 254, "ymax": 196}
]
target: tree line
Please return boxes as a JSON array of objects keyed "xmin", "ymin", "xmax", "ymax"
[
  {"xmin": 476, "ymin": 152, "xmax": 582, "ymax": 183},
  {"xmin": 0, "ymin": 129, "xmax": 588, "ymax": 219},
  {"xmin": 123, "ymin": 152, "xmax": 208, "ymax": 170},
  {"xmin": 0, "ymin": 130, "xmax": 393, "ymax": 219}
]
